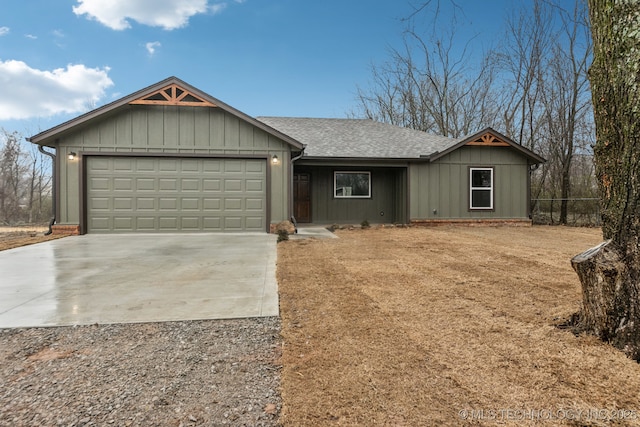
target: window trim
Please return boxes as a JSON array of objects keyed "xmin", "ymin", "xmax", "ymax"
[
  {"xmin": 334, "ymin": 171, "xmax": 372, "ymax": 199},
  {"xmin": 469, "ymin": 167, "xmax": 494, "ymax": 210}
]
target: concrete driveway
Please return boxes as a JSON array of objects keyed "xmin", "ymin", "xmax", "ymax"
[{"xmin": 0, "ymin": 233, "xmax": 278, "ymax": 328}]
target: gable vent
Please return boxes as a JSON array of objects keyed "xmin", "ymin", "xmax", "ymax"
[
  {"xmin": 130, "ymin": 84, "xmax": 216, "ymax": 107},
  {"xmin": 465, "ymin": 132, "xmax": 510, "ymax": 147}
]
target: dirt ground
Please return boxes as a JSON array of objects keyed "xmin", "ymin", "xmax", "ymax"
[
  {"xmin": 0, "ymin": 226, "xmax": 66, "ymax": 251},
  {"xmin": 277, "ymin": 225, "xmax": 640, "ymax": 426}
]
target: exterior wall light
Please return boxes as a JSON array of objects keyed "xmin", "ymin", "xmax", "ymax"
[
  {"xmin": 68, "ymin": 152, "xmax": 77, "ymax": 160},
  {"xmin": 271, "ymin": 155, "xmax": 279, "ymax": 165}
]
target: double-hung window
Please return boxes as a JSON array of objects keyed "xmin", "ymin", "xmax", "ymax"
[
  {"xmin": 334, "ymin": 171, "xmax": 371, "ymax": 198},
  {"xmin": 469, "ymin": 167, "xmax": 494, "ymax": 210}
]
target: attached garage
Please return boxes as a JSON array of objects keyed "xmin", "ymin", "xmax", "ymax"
[
  {"xmin": 28, "ymin": 77, "xmax": 304, "ymax": 235},
  {"xmin": 85, "ymin": 156, "xmax": 267, "ymax": 233}
]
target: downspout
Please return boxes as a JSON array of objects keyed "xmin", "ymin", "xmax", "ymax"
[
  {"xmin": 289, "ymin": 147, "xmax": 306, "ymax": 231},
  {"xmin": 38, "ymin": 145, "xmax": 56, "ymax": 235}
]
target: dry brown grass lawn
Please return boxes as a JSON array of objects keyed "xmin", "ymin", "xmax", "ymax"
[
  {"xmin": 0, "ymin": 226, "xmax": 66, "ymax": 251},
  {"xmin": 277, "ymin": 226, "xmax": 640, "ymax": 426}
]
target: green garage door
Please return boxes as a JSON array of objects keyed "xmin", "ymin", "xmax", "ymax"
[{"xmin": 86, "ymin": 157, "xmax": 267, "ymax": 233}]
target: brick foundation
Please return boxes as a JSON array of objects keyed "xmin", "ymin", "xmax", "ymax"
[
  {"xmin": 51, "ymin": 225, "xmax": 80, "ymax": 235},
  {"xmin": 411, "ymin": 219, "xmax": 532, "ymax": 227}
]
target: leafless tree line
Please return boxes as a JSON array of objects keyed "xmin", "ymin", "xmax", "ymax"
[
  {"xmin": 354, "ymin": 0, "xmax": 594, "ymax": 224},
  {"xmin": 0, "ymin": 128, "xmax": 52, "ymax": 225}
]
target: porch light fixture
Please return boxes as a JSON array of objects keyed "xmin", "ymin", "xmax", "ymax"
[
  {"xmin": 68, "ymin": 152, "xmax": 77, "ymax": 160},
  {"xmin": 271, "ymin": 155, "xmax": 279, "ymax": 164}
]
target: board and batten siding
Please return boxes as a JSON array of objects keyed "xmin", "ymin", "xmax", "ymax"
[
  {"xmin": 297, "ymin": 166, "xmax": 407, "ymax": 224},
  {"xmin": 55, "ymin": 105, "xmax": 292, "ymax": 227},
  {"xmin": 409, "ymin": 146, "xmax": 530, "ymax": 220}
]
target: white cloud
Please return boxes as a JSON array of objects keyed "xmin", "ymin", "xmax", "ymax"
[
  {"xmin": 0, "ymin": 60, "xmax": 113, "ymax": 120},
  {"xmin": 73, "ymin": 0, "xmax": 209, "ymax": 30},
  {"xmin": 0, "ymin": 27, "xmax": 9, "ymax": 36},
  {"xmin": 25, "ymin": 34, "xmax": 38, "ymax": 40},
  {"xmin": 210, "ymin": 3, "xmax": 227, "ymax": 14},
  {"xmin": 145, "ymin": 41, "xmax": 161, "ymax": 56}
]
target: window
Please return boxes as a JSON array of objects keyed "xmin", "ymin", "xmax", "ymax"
[
  {"xmin": 334, "ymin": 171, "xmax": 371, "ymax": 198},
  {"xmin": 470, "ymin": 168, "xmax": 493, "ymax": 210}
]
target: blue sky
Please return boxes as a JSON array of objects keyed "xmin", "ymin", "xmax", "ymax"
[{"xmin": 0, "ymin": 0, "xmax": 520, "ymax": 137}]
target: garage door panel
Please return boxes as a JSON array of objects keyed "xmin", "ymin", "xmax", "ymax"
[
  {"xmin": 224, "ymin": 179, "xmax": 242, "ymax": 192},
  {"xmin": 246, "ymin": 217, "xmax": 264, "ymax": 229},
  {"xmin": 91, "ymin": 198, "xmax": 110, "ymax": 210},
  {"xmin": 136, "ymin": 217, "xmax": 156, "ymax": 230},
  {"xmin": 181, "ymin": 217, "xmax": 200, "ymax": 230},
  {"xmin": 181, "ymin": 179, "xmax": 200, "ymax": 191},
  {"xmin": 136, "ymin": 178, "xmax": 156, "ymax": 191},
  {"xmin": 114, "ymin": 198, "xmax": 133, "ymax": 211},
  {"xmin": 224, "ymin": 160, "xmax": 243, "ymax": 173},
  {"xmin": 90, "ymin": 177, "xmax": 110, "ymax": 191},
  {"xmin": 203, "ymin": 217, "xmax": 221, "ymax": 229},
  {"xmin": 181, "ymin": 198, "xmax": 200, "ymax": 210},
  {"xmin": 224, "ymin": 217, "xmax": 242, "ymax": 229},
  {"xmin": 203, "ymin": 198, "xmax": 221, "ymax": 210},
  {"xmin": 246, "ymin": 160, "xmax": 264, "ymax": 173},
  {"xmin": 113, "ymin": 159, "xmax": 134, "ymax": 171},
  {"xmin": 203, "ymin": 179, "xmax": 221, "ymax": 191},
  {"xmin": 158, "ymin": 217, "xmax": 178, "ymax": 229},
  {"xmin": 181, "ymin": 159, "xmax": 200, "ymax": 173},
  {"xmin": 87, "ymin": 157, "xmax": 266, "ymax": 233},
  {"xmin": 137, "ymin": 159, "xmax": 156, "ymax": 172},
  {"xmin": 159, "ymin": 198, "xmax": 178, "ymax": 210},
  {"xmin": 90, "ymin": 217, "xmax": 110, "ymax": 231},
  {"xmin": 91, "ymin": 159, "xmax": 110, "ymax": 171},
  {"xmin": 246, "ymin": 198, "xmax": 263, "ymax": 210},
  {"xmin": 159, "ymin": 179, "xmax": 177, "ymax": 191},
  {"xmin": 136, "ymin": 198, "xmax": 155, "ymax": 210},
  {"xmin": 224, "ymin": 198, "xmax": 242, "ymax": 210},
  {"xmin": 114, "ymin": 217, "xmax": 134, "ymax": 230},
  {"xmin": 246, "ymin": 179, "xmax": 263, "ymax": 192},
  {"xmin": 115, "ymin": 178, "xmax": 134, "ymax": 191},
  {"xmin": 203, "ymin": 161, "xmax": 221, "ymax": 172},
  {"xmin": 159, "ymin": 159, "xmax": 178, "ymax": 172}
]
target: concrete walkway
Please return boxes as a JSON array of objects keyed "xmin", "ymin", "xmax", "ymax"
[
  {"xmin": 293, "ymin": 226, "xmax": 338, "ymax": 239},
  {"xmin": 0, "ymin": 234, "xmax": 278, "ymax": 328}
]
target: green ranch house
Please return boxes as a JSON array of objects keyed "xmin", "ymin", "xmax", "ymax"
[{"xmin": 28, "ymin": 77, "xmax": 545, "ymax": 234}]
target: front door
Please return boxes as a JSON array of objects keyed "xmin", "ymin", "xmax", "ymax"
[{"xmin": 293, "ymin": 173, "xmax": 311, "ymax": 223}]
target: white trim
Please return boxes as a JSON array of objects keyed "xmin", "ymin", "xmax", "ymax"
[
  {"xmin": 469, "ymin": 167, "xmax": 494, "ymax": 210},
  {"xmin": 334, "ymin": 171, "xmax": 371, "ymax": 198}
]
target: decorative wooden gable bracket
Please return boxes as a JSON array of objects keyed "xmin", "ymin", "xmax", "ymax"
[
  {"xmin": 130, "ymin": 84, "xmax": 217, "ymax": 107},
  {"xmin": 465, "ymin": 132, "xmax": 510, "ymax": 147}
]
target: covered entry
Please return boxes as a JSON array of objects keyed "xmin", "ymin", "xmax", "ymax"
[
  {"xmin": 292, "ymin": 165, "xmax": 407, "ymax": 224},
  {"xmin": 85, "ymin": 156, "xmax": 267, "ymax": 232}
]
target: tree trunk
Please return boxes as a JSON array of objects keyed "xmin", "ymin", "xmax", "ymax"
[
  {"xmin": 559, "ymin": 168, "xmax": 570, "ymax": 225},
  {"xmin": 575, "ymin": 0, "xmax": 640, "ymax": 360},
  {"xmin": 571, "ymin": 241, "xmax": 640, "ymax": 360}
]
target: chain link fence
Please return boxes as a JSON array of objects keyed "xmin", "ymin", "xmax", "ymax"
[{"xmin": 532, "ymin": 198, "xmax": 600, "ymax": 226}]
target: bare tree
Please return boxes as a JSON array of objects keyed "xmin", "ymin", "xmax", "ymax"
[
  {"xmin": 0, "ymin": 128, "xmax": 52, "ymax": 224},
  {"xmin": 0, "ymin": 129, "xmax": 28, "ymax": 224},
  {"xmin": 539, "ymin": 1, "xmax": 593, "ymax": 224},
  {"xmin": 494, "ymin": 0, "xmax": 594, "ymax": 222},
  {"xmin": 572, "ymin": 0, "xmax": 640, "ymax": 360},
  {"xmin": 25, "ymin": 143, "xmax": 52, "ymax": 223},
  {"xmin": 353, "ymin": 17, "xmax": 498, "ymax": 138},
  {"xmin": 496, "ymin": 1, "xmax": 553, "ymax": 151}
]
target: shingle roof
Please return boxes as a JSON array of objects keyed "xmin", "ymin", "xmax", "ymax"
[{"xmin": 257, "ymin": 117, "xmax": 462, "ymax": 159}]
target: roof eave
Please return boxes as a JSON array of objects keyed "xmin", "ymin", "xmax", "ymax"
[{"xmin": 295, "ymin": 155, "xmax": 427, "ymax": 163}]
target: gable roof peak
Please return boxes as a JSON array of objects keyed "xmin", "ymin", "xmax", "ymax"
[{"xmin": 28, "ymin": 77, "xmax": 303, "ymax": 150}]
